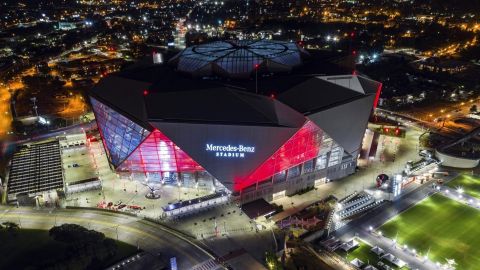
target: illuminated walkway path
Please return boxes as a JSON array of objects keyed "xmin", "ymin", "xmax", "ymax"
[
  {"xmin": 0, "ymin": 206, "xmax": 212, "ymax": 269},
  {"xmin": 438, "ymin": 185, "xmax": 480, "ymax": 210}
]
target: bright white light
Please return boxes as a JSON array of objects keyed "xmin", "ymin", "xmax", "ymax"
[
  {"xmin": 326, "ymin": 35, "xmax": 331, "ymax": 41},
  {"xmin": 372, "ymin": 53, "xmax": 378, "ymax": 59},
  {"xmin": 457, "ymin": 187, "xmax": 464, "ymax": 194},
  {"xmin": 368, "ymin": 226, "xmax": 373, "ymax": 231}
]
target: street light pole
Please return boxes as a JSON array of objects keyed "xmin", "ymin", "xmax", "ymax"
[{"xmin": 254, "ymin": 64, "xmax": 259, "ymax": 94}]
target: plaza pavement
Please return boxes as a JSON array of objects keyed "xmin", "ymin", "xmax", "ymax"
[{"xmin": 58, "ymin": 126, "xmax": 424, "ymax": 264}]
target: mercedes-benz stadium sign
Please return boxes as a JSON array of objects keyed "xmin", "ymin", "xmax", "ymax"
[{"xmin": 206, "ymin": 143, "xmax": 255, "ymax": 158}]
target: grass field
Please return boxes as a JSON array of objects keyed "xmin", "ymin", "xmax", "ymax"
[
  {"xmin": 380, "ymin": 194, "xmax": 480, "ymax": 270},
  {"xmin": 0, "ymin": 229, "xmax": 137, "ymax": 269},
  {"xmin": 446, "ymin": 174, "xmax": 480, "ymax": 199},
  {"xmin": 337, "ymin": 239, "xmax": 408, "ymax": 270}
]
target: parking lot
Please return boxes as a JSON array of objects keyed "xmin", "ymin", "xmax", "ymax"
[{"xmin": 62, "ymin": 145, "xmax": 99, "ymax": 184}]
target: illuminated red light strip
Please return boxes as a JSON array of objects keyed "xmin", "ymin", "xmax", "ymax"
[
  {"xmin": 234, "ymin": 121, "xmax": 323, "ymax": 191},
  {"xmin": 373, "ymin": 82, "xmax": 383, "ymax": 109}
]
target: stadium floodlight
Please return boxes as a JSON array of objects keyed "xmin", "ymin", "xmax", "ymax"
[
  {"xmin": 368, "ymin": 226, "xmax": 373, "ymax": 232},
  {"xmin": 404, "ymin": 244, "xmax": 408, "ymax": 249},
  {"xmin": 457, "ymin": 187, "xmax": 464, "ymax": 194},
  {"xmin": 445, "ymin": 190, "xmax": 449, "ymax": 194}
]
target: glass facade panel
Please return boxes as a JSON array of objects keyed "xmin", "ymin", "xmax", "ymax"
[
  {"xmin": 328, "ymin": 145, "xmax": 343, "ymax": 167},
  {"xmin": 91, "ymin": 97, "xmax": 148, "ymax": 167},
  {"xmin": 287, "ymin": 165, "xmax": 300, "ymax": 178},
  {"xmin": 273, "ymin": 171, "xmax": 286, "ymax": 183},
  {"xmin": 237, "ymin": 121, "xmax": 323, "ymax": 190},
  {"xmin": 172, "ymin": 40, "xmax": 305, "ymax": 78},
  {"xmin": 303, "ymin": 159, "xmax": 314, "ymax": 173},
  {"xmin": 315, "ymin": 154, "xmax": 327, "ymax": 170},
  {"xmin": 118, "ymin": 129, "xmax": 204, "ymax": 173}
]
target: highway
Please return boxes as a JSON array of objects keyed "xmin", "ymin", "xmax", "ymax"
[{"xmin": 0, "ymin": 206, "xmax": 212, "ymax": 269}]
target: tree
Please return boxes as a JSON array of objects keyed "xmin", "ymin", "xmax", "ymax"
[
  {"xmin": 48, "ymin": 224, "xmax": 118, "ymax": 269},
  {"xmin": 470, "ymin": 104, "xmax": 478, "ymax": 113},
  {"xmin": 2, "ymin": 221, "xmax": 19, "ymax": 236},
  {"xmin": 265, "ymin": 251, "xmax": 282, "ymax": 270}
]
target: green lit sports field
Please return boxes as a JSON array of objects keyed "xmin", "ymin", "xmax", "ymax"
[
  {"xmin": 446, "ymin": 174, "xmax": 480, "ymax": 199},
  {"xmin": 380, "ymin": 194, "xmax": 480, "ymax": 270}
]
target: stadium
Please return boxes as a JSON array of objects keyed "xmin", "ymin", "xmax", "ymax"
[{"xmin": 89, "ymin": 40, "xmax": 382, "ymax": 202}]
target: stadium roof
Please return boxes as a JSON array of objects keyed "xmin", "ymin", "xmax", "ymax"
[
  {"xmin": 89, "ymin": 40, "xmax": 381, "ymax": 154},
  {"xmin": 169, "ymin": 40, "xmax": 309, "ymax": 79},
  {"xmin": 278, "ymin": 75, "xmax": 381, "ymax": 115},
  {"xmin": 144, "ymin": 88, "xmax": 306, "ymax": 127},
  {"xmin": 90, "ymin": 77, "xmax": 306, "ymax": 128}
]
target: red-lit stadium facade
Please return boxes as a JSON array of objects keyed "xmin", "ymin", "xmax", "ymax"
[{"xmin": 89, "ymin": 40, "xmax": 382, "ymax": 201}]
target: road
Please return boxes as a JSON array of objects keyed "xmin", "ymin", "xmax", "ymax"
[
  {"xmin": 376, "ymin": 108, "xmax": 459, "ymax": 138},
  {"xmin": 0, "ymin": 206, "xmax": 212, "ymax": 269}
]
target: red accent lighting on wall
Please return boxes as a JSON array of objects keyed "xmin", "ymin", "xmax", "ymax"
[
  {"xmin": 373, "ymin": 83, "xmax": 383, "ymax": 109},
  {"xmin": 234, "ymin": 121, "xmax": 323, "ymax": 191},
  {"xmin": 119, "ymin": 129, "xmax": 203, "ymax": 173}
]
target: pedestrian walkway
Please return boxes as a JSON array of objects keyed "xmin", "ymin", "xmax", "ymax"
[{"xmin": 438, "ymin": 186, "xmax": 480, "ymax": 210}]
